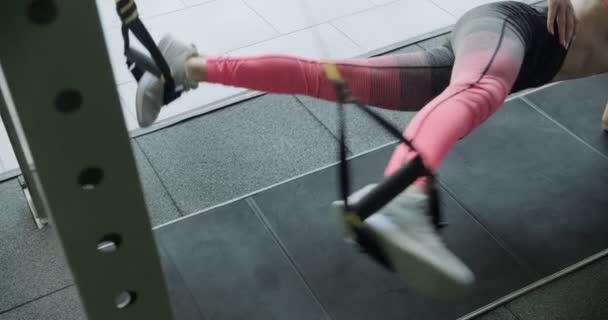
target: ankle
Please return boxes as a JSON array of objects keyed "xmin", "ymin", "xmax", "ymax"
[
  {"xmin": 185, "ymin": 55, "xmax": 206, "ymax": 82},
  {"xmin": 412, "ymin": 177, "xmax": 427, "ymax": 191}
]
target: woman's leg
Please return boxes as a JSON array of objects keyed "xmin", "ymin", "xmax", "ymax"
[
  {"xmin": 345, "ymin": 5, "xmax": 532, "ymax": 295},
  {"xmin": 384, "ymin": 10, "xmax": 527, "ymax": 183},
  {"xmin": 136, "ymin": 34, "xmax": 455, "ymax": 127},
  {"xmin": 186, "ymin": 47, "xmax": 454, "ymax": 112}
]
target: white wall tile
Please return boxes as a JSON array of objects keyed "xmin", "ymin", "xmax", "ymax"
[
  {"xmin": 428, "ymin": 0, "xmax": 525, "ymax": 17},
  {"xmin": 143, "ymin": 0, "xmax": 278, "ymax": 54},
  {"xmin": 332, "ymin": 0, "xmax": 455, "ymax": 51},
  {"xmin": 243, "ymin": 0, "xmax": 375, "ymax": 34},
  {"xmin": 180, "ymin": 0, "xmax": 216, "ymax": 6},
  {"xmin": 96, "ymin": 0, "xmax": 187, "ymax": 30},
  {"xmin": 231, "ymin": 23, "xmax": 362, "ymax": 58}
]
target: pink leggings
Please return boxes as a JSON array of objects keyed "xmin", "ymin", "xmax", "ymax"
[{"xmin": 204, "ymin": 13, "xmax": 526, "ymax": 187}]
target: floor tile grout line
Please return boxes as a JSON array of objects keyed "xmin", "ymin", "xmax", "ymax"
[
  {"xmin": 457, "ymin": 248, "xmax": 608, "ymax": 320},
  {"xmin": 100, "ymin": 0, "xmax": 205, "ymax": 32},
  {"xmin": 327, "ymin": 21, "xmax": 366, "ymax": 52},
  {"xmin": 223, "ymin": 21, "xmax": 353, "ymax": 56},
  {"xmin": 157, "ymin": 240, "xmax": 209, "ymax": 320},
  {"xmin": 151, "ymin": 140, "xmax": 400, "ymax": 231},
  {"xmin": 133, "ymin": 139, "xmax": 186, "ymax": 216},
  {"xmin": 370, "ymin": 0, "xmax": 402, "ymax": 6},
  {"xmin": 505, "ymin": 305, "xmax": 524, "ymax": 320},
  {"xmin": 425, "ymin": 0, "xmax": 457, "ymax": 18},
  {"xmin": 427, "ymin": 0, "xmax": 545, "ymax": 20},
  {"xmin": 165, "ymin": 0, "xmax": 229, "ymax": 14},
  {"xmin": 188, "ymin": 0, "xmax": 369, "ymax": 49},
  {"xmin": 245, "ymin": 197, "xmax": 335, "ymax": 320},
  {"xmin": 226, "ymin": 0, "xmax": 430, "ymax": 55},
  {"xmin": 239, "ymin": 0, "xmax": 283, "ymax": 35},
  {"xmin": 437, "ymin": 179, "xmax": 541, "ymax": 279},
  {"xmin": 0, "ymin": 284, "xmax": 74, "ymax": 316},
  {"xmin": 293, "ymin": 95, "xmax": 356, "ymax": 156},
  {"xmin": 336, "ymin": 0, "xmax": 448, "ymax": 25},
  {"xmin": 520, "ymin": 96, "xmax": 608, "ymax": 163}
]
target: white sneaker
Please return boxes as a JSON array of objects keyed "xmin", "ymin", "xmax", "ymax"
[
  {"xmin": 136, "ymin": 72, "xmax": 163, "ymax": 127},
  {"xmin": 135, "ymin": 34, "xmax": 199, "ymax": 127},
  {"xmin": 333, "ymin": 184, "xmax": 475, "ymax": 297}
]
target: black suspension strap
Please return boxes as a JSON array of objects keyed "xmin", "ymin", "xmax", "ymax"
[
  {"xmin": 324, "ymin": 63, "xmax": 446, "ymax": 270},
  {"xmin": 114, "ymin": 0, "xmax": 444, "ymax": 271},
  {"xmin": 332, "ymin": 77, "xmax": 443, "ymax": 224},
  {"xmin": 115, "ymin": 0, "xmax": 182, "ymax": 105}
]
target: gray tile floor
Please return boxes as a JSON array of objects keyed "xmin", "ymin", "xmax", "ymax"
[
  {"xmin": 5, "ymin": 1, "xmax": 606, "ymax": 319},
  {"xmin": 474, "ymin": 255, "xmax": 608, "ymax": 320},
  {"xmin": 136, "ymin": 95, "xmax": 339, "ymax": 213},
  {"xmin": 0, "ymin": 286, "xmax": 85, "ymax": 320},
  {"xmin": 247, "ymin": 146, "xmax": 535, "ymax": 320},
  {"xmin": 0, "ymin": 180, "xmax": 73, "ymax": 313},
  {"xmin": 506, "ymin": 256, "xmax": 608, "ymax": 320}
]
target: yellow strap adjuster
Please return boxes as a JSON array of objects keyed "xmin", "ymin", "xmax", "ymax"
[
  {"xmin": 124, "ymin": 10, "xmax": 139, "ymax": 24},
  {"xmin": 344, "ymin": 211, "xmax": 364, "ymax": 228},
  {"xmin": 323, "ymin": 61, "xmax": 343, "ymax": 82},
  {"xmin": 115, "ymin": 0, "xmax": 139, "ymax": 24},
  {"xmin": 119, "ymin": 0, "xmax": 135, "ymax": 14}
]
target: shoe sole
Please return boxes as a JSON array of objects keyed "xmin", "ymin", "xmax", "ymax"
[
  {"xmin": 334, "ymin": 204, "xmax": 474, "ymax": 298},
  {"xmin": 366, "ymin": 214, "xmax": 474, "ymax": 297},
  {"xmin": 135, "ymin": 76, "xmax": 145, "ymax": 127},
  {"xmin": 135, "ymin": 72, "xmax": 161, "ymax": 128}
]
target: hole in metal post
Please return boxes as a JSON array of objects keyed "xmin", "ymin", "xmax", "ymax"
[
  {"xmin": 27, "ymin": 0, "xmax": 57, "ymax": 25},
  {"xmin": 55, "ymin": 89, "xmax": 82, "ymax": 113},
  {"xmin": 97, "ymin": 234, "xmax": 122, "ymax": 253},
  {"xmin": 78, "ymin": 167, "xmax": 104, "ymax": 190},
  {"xmin": 115, "ymin": 291, "xmax": 138, "ymax": 309}
]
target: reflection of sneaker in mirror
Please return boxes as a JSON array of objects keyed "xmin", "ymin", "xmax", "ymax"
[
  {"xmin": 135, "ymin": 34, "xmax": 199, "ymax": 128},
  {"xmin": 333, "ymin": 184, "xmax": 475, "ymax": 297}
]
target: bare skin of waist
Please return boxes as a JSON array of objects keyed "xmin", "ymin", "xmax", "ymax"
[{"xmin": 551, "ymin": 0, "xmax": 608, "ymax": 128}]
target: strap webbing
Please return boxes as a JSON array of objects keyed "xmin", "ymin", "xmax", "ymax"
[
  {"xmin": 330, "ymin": 78, "xmax": 444, "ymax": 230},
  {"xmin": 115, "ymin": 0, "xmax": 181, "ymax": 105}
]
